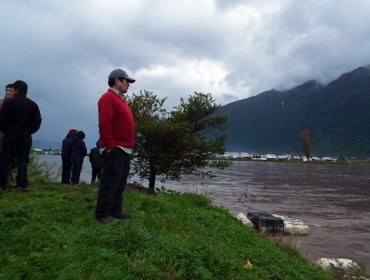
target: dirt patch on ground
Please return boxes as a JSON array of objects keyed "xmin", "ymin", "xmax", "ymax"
[{"xmin": 127, "ymin": 183, "xmax": 156, "ymax": 195}]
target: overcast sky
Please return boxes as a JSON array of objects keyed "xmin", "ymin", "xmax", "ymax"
[{"xmin": 1, "ymin": 0, "xmax": 370, "ymax": 148}]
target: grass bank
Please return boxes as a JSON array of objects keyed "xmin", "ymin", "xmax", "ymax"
[{"xmin": 0, "ymin": 182, "xmax": 330, "ymax": 280}]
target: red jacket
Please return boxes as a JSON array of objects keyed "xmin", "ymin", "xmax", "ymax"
[{"xmin": 98, "ymin": 89, "xmax": 134, "ymax": 149}]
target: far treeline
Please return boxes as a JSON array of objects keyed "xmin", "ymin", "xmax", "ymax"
[{"xmin": 216, "ymin": 65, "xmax": 370, "ymax": 158}]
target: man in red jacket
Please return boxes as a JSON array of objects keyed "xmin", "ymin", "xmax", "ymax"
[{"xmin": 95, "ymin": 69, "xmax": 135, "ymax": 223}]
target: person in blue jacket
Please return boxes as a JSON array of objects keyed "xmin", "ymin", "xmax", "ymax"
[
  {"xmin": 88, "ymin": 141, "xmax": 102, "ymax": 184},
  {"xmin": 61, "ymin": 128, "xmax": 77, "ymax": 184},
  {"xmin": 70, "ymin": 130, "xmax": 87, "ymax": 184}
]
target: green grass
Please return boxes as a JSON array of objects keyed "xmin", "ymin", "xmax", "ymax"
[{"xmin": 0, "ymin": 181, "xmax": 331, "ymax": 280}]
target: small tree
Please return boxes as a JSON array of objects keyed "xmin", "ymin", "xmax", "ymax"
[
  {"xmin": 171, "ymin": 92, "xmax": 230, "ymax": 172},
  {"xmin": 127, "ymin": 90, "xmax": 229, "ymax": 190},
  {"xmin": 301, "ymin": 129, "xmax": 311, "ymax": 160}
]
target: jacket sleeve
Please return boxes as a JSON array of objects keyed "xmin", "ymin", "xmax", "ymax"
[
  {"xmin": 31, "ymin": 104, "xmax": 42, "ymax": 134},
  {"xmin": 82, "ymin": 141, "xmax": 87, "ymax": 157},
  {"xmin": 88, "ymin": 150, "xmax": 93, "ymax": 163},
  {"xmin": 98, "ymin": 95, "xmax": 115, "ymax": 149},
  {"xmin": 0, "ymin": 100, "xmax": 9, "ymax": 131}
]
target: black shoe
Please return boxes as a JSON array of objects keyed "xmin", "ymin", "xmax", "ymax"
[
  {"xmin": 111, "ymin": 212, "xmax": 131, "ymax": 220},
  {"xmin": 6, "ymin": 180, "xmax": 17, "ymax": 188},
  {"xmin": 15, "ymin": 186, "xmax": 31, "ymax": 191},
  {"xmin": 96, "ymin": 216, "xmax": 114, "ymax": 223}
]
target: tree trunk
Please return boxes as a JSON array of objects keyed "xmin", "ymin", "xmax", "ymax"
[
  {"xmin": 301, "ymin": 130, "xmax": 311, "ymax": 160},
  {"xmin": 148, "ymin": 172, "xmax": 156, "ymax": 190}
]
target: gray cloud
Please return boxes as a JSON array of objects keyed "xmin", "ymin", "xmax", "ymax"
[{"xmin": 1, "ymin": 0, "xmax": 370, "ymax": 148}]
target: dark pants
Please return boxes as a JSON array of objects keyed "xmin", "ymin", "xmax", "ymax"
[
  {"xmin": 0, "ymin": 135, "xmax": 31, "ymax": 188},
  {"xmin": 0, "ymin": 138, "xmax": 16, "ymax": 185},
  {"xmin": 95, "ymin": 148, "xmax": 130, "ymax": 219},
  {"xmin": 71, "ymin": 156, "xmax": 84, "ymax": 185},
  {"xmin": 91, "ymin": 167, "xmax": 102, "ymax": 184},
  {"xmin": 61, "ymin": 155, "xmax": 72, "ymax": 184}
]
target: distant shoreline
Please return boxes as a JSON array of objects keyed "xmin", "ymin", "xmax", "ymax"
[
  {"xmin": 34, "ymin": 151, "xmax": 370, "ymax": 166},
  {"xmin": 221, "ymin": 157, "xmax": 370, "ymax": 166}
]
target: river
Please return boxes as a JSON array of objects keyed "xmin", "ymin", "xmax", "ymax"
[{"xmin": 37, "ymin": 155, "xmax": 370, "ymax": 271}]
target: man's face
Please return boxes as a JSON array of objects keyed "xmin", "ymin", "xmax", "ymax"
[
  {"xmin": 116, "ymin": 78, "xmax": 130, "ymax": 94},
  {"xmin": 5, "ymin": 87, "xmax": 15, "ymax": 99}
]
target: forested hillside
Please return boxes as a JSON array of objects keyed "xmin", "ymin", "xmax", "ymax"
[{"xmin": 217, "ymin": 65, "xmax": 370, "ymax": 157}]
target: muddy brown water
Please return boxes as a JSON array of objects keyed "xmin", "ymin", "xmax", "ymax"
[
  {"xmin": 161, "ymin": 161, "xmax": 370, "ymax": 272},
  {"xmin": 41, "ymin": 155, "xmax": 370, "ymax": 271}
]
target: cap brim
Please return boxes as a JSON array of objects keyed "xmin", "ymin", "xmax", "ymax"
[{"xmin": 126, "ymin": 77, "xmax": 135, "ymax": 83}]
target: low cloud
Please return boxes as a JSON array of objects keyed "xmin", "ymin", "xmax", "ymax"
[{"xmin": 1, "ymin": 0, "xmax": 369, "ymax": 147}]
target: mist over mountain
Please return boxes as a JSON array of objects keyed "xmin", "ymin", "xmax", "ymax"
[{"xmin": 217, "ymin": 65, "xmax": 370, "ymax": 157}]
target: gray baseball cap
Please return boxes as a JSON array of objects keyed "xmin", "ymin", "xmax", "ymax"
[{"xmin": 108, "ymin": 69, "xmax": 135, "ymax": 83}]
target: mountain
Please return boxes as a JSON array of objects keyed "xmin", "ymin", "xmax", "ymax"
[{"xmin": 217, "ymin": 65, "xmax": 370, "ymax": 157}]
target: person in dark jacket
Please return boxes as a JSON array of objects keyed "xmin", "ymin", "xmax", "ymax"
[
  {"xmin": 0, "ymin": 80, "xmax": 42, "ymax": 190},
  {"xmin": 89, "ymin": 141, "xmax": 102, "ymax": 184},
  {"xmin": 0, "ymin": 84, "xmax": 16, "ymax": 187},
  {"xmin": 70, "ymin": 130, "xmax": 87, "ymax": 184},
  {"xmin": 61, "ymin": 129, "xmax": 77, "ymax": 184}
]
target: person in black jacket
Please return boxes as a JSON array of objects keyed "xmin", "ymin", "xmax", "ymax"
[
  {"xmin": 0, "ymin": 84, "xmax": 16, "ymax": 187},
  {"xmin": 89, "ymin": 141, "xmax": 102, "ymax": 184},
  {"xmin": 70, "ymin": 130, "xmax": 87, "ymax": 184},
  {"xmin": 0, "ymin": 80, "xmax": 42, "ymax": 190},
  {"xmin": 61, "ymin": 129, "xmax": 77, "ymax": 184}
]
